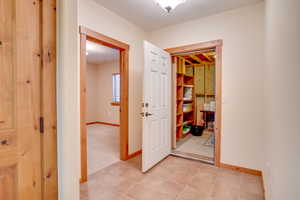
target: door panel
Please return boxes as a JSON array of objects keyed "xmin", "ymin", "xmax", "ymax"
[
  {"xmin": 0, "ymin": 0, "xmax": 44, "ymax": 199},
  {"xmin": 0, "ymin": 0, "xmax": 14, "ymax": 131},
  {"xmin": 0, "ymin": 166, "xmax": 17, "ymax": 200},
  {"xmin": 142, "ymin": 41, "xmax": 171, "ymax": 172}
]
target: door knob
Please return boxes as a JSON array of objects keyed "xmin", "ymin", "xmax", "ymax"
[{"xmin": 145, "ymin": 112, "xmax": 153, "ymax": 117}]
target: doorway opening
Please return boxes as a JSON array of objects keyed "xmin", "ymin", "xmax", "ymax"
[
  {"xmin": 172, "ymin": 49, "xmax": 216, "ymax": 164},
  {"xmin": 165, "ymin": 40, "xmax": 222, "ymax": 167},
  {"xmin": 79, "ymin": 26, "xmax": 130, "ymax": 182},
  {"xmin": 85, "ymin": 40, "xmax": 121, "ymax": 175}
]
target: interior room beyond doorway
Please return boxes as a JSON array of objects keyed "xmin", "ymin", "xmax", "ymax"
[
  {"xmin": 80, "ymin": 26, "xmax": 130, "ymax": 183},
  {"xmin": 173, "ymin": 50, "xmax": 216, "ymax": 164},
  {"xmin": 166, "ymin": 40, "xmax": 222, "ymax": 167},
  {"xmin": 85, "ymin": 40, "xmax": 121, "ymax": 175}
]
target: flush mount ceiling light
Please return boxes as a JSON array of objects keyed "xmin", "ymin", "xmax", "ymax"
[{"xmin": 154, "ymin": 0, "xmax": 186, "ymax": 13}]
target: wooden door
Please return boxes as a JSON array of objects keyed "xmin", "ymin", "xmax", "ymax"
[
  {"xmin": 142, "ymin": 41, "xmax": 172, "ymax": 172},
  {"xmin": 0, "ymin": 0, "xmax": 57, "ymax": 199}
]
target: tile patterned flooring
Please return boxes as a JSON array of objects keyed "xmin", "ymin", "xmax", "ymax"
[{"xmin": 81, "ymin": 156, "xmax": 264, "ymax": 200}]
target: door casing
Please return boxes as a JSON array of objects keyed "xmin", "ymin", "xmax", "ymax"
[
  {"xmin": 79, "ymin": 26, "xmax": 130, "ymax": 182},
  {"xmin": 165, "ymin": 40, "xmax": 223, "ymax": 167}
]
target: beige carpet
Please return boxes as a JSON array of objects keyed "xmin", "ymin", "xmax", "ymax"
[
  {"xmin": 87, "ymin": 124, "xmax": 120, "ymax": 175},
  {"xmin": 176, "ymin": 131, "xmax": 214, "ymax": 159}
]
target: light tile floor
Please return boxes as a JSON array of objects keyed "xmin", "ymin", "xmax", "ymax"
[
  {"xmin": 87, "ymin": 124, "xmax": 120, "ymax": 175},
  {"xmin": 81, "ymin": 156, "xmax": 264, "ymax": 200}
]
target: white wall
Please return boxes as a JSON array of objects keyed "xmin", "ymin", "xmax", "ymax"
[
  {"xmin": 149, "ymin": 2, "xmax": 265, "ymax": 170},
  {"xmin": 79, "ymin": 0, "xmax": 147, "ymax": 154},
  {"xmin": 86, "ymin": 61, "xmax": 120, "ymax": 124},
  {"xmin": 264, "ymin": 0, "xmax": 300, "ymax": 199},
  {"xmin": 57, "ymin": 0, "xmax": 80, "ymax": 199}
]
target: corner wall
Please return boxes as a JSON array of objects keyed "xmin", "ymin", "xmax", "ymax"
[
  {"xmin": 149, "ymin": 2, "xmax": 266, "ymax": 170},
  {"xmin": 57, "ymin": 0, "xmax": 80, "ymax": 199},
  {"xmin": 264, "ymin": 0, "xmax": 300, "ymax": 199},
  {"xmin": 79, "ymin": 0, "xmax": 147, "ymax": 154}
]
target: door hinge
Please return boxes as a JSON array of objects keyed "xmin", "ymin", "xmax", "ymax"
[
  {"xmin": 142, "ymin": 103, "xmax": 149, "ymax": 108},
  {"xmin": 40, "ymin": 117, "xmax": 44, "ymax": 134}
]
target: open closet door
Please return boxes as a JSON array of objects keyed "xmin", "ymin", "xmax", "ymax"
[{"xmin": 142, "ymin": 41, "xmax": 172, "ymax": 172}]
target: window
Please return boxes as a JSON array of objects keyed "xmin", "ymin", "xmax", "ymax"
[{"xmin": 112, "ymin": 73, "xmax": 120, "ymax": 105}]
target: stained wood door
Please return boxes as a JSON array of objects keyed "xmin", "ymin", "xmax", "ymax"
[
  {"xmin": 142, "ymin": 41, "xmax": 172, "ymax": 172},
  {"xmin": 0, "ymin": 0, "xmax": 57, "ymax": 199}
]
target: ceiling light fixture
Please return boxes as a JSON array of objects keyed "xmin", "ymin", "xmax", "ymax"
[{"xmin": 154, "ymin": 0, "xmax": 186, "ymax": 13}]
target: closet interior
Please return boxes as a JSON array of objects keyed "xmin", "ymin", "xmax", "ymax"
[{"xmin": 174, "ymin": 49, "xmax": 216, "ymax": 163}]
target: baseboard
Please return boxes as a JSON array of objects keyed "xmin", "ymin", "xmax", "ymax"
[
  {"xmin": 86, "ymin": 121, "xmax": 120, "ymax": 127},
  {"xmin": 127, "ymin": 150, "xmax": 142, "ymax": 160},
  {"xmin": 220, "ymin": 163, "xmax": 262, "ymax": 176}
]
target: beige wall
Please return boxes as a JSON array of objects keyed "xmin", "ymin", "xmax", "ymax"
[
  {"xmin": 264, "ymin": 0, "xmax": 300, "ymax": 199},
  {"xmin": 149, "ymin": 2, "xmax": 265, "ymax": 170},
  {"xmin": 86, "ymin": 61, "xmax": 120, "ymax": 124},
  {"xmin": 79, "ymin": 0, "xmax": 266, "ymax": 170},
  {"xmin": 59, "ymin": 0, "xmax": 300, "ymax": 199},
  {"xmin": 57, "ymin": 0, "xmax": 80, "ymax": 199},
  {"xmin": 79, "ymin": 0, "xmax": 147, "ymax": 154}
]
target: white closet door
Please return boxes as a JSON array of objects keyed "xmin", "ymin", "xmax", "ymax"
[{"xmin": 142, "ymin": 41, "xmax": 172, "ymax": 172}]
